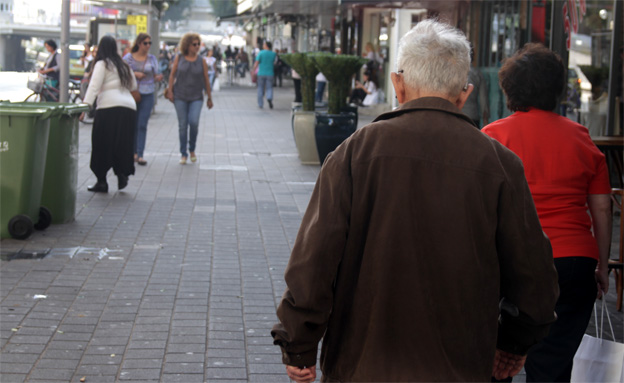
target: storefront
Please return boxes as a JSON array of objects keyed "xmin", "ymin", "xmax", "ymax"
[{"xmin": 338, "ymin": 0, "xmax": 621, "ymax": 135}]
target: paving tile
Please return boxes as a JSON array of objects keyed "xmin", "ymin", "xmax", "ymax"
[
  {"xmin": 118, "ymin": 368, "xmax": 162, "ymax": 380},
  {"xmin": 165, "ymin": 353, "xmax": 205, "ymax": 363},
  {"xmin": 0, "ymin": 374, "xmax": 28, "ymax": 383},
  {"xmin": 206, "ymin": 348, "xmax": 247, "ymax": 359},
  {"xmin": 29, "ymin": 368, "xmax": 75, "ymax": 380},
  {"xmin": 161, "ymin": 373, "xmax": 205, "ymax": 382},
  {"xmin": 0, "ymin": 362, "xmax": 33, "ymax": 374},
  {"xmin": 205, "ymin": 367, "xmax": 248, "ymax": 380},
  {"xmin": 123, "ymin": 348, "xmax": 166, "ymax": 359},
  {"xmin": 163, "ymin": 361, "xmax": 205, "ymax": 374},
  {"xmin": 248, "ymin": 373, "xmax": 291, "ymax": 382}
]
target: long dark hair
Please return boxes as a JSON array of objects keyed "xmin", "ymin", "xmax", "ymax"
[{"xmin": 94, "ymin": 35, "xmax": 134, "ymax": 90}]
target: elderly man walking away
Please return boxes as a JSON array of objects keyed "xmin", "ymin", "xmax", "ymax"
[
  {"xmin": 271, "ymin": 19, "xmax": 559, "ymax": 383},
  {"xmin": 253, "ymin": 40, "xmax": 276, "ymax": 109}
]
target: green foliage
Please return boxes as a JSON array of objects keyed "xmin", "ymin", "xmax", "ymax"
[
  {"xmin": 209, "ymin": 0, "xmax": 237, "ymax": 17},
  {"xmin": 281, "ymin": 53, "xmax": 320, "ymax": 112},
  {"xmin": 311, "ymin": 54, "xmax": 367, "ymax": 114}
]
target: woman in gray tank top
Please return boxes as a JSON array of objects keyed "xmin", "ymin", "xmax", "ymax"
[{"xmin": 165, "ymin": 32, "xmax": 213, "ymax": 164}]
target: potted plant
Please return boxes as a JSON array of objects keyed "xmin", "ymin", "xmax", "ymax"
[
  {"xmin": 281, "ymin": 52, "xmax": 320, "ymax": 165},
  {"xmin": 311, "ymin": 53, "xmax": 368, "ymax": 163}
]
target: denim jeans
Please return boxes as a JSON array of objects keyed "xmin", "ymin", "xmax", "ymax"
[
  {"xmin": 209, "ymin": 72, "xmax": 215, "ymax": 88},
  {"xmin": 315, "ymin": 81, "xmax": 326, "ymax": 102},
  {"xmin": 257, "ymin": 76, "xmax": 273, "ymax": 108},
  {"xmin": 236, "ymin": 62, "xmax": 248, "ymax": 77},
  {"xmin": 174, "ymin": 99, "xmax": 203, "ymax": 157},
  {"xmin": 135, "ymin": 92, "xmax": 154, "ymax": 158}
]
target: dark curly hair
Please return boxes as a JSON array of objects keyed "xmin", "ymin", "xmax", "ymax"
[{"xmin": 498, "ymin": 43, "xmax": 565, "ymax": 112}]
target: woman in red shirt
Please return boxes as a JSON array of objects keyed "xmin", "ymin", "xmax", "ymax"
[{"xmin": 483, "ymin": 43, "xmax": 611, "ymax": 382}]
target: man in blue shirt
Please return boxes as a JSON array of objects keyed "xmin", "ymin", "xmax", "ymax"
[{"xmin": 253, "ymin": 40, "xmax": 277, "ymax": 109}]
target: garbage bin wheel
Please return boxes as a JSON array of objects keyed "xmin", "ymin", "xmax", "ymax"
[
  {"xmin": 34, "ymin": 206, "xmax": 52, "ymax": 231},
  {"xmin": 8, "ymin": 215, "xmax": 34, "ymax": 240}
]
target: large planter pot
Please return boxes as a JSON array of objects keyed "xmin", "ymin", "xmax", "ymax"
[
  {"xmin": 315, "ymin": 112, "xmax": 357, "ymax": 164},
  {"xmin": 293, "ymin": 110, "xmax": 320, "ymax": 165},
  {"xmin": 341, "ymin": 105, "xmax": 358, "ymax": 127}
]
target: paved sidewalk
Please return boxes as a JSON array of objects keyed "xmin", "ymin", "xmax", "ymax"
[{"xmin": 1, "ymin": 82, "xmax": 622, "ymax": 383}]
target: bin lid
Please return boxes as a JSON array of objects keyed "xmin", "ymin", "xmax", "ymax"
[
  {"xmin": 0, "ymin": 105, "xmax": 57, "ymax": 120},
  {"xmin": 8, "ymin": 102, "xmax": 89, "ymax": 115},
  {"xmin": 0, "ymin": 102, "xmax": 65, "ymax": 117},
  {"xmin": 58, "ymin": 103, "xmax": 90, "ymax": 115}
]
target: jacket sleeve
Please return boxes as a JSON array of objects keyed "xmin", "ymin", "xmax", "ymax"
[
  {"xmin": 493, "ymin": 143, "xmax": 559, "ymax": 355},
  {"xmin": 271, "ymin": 143, "xmax": 353, "ymax": 368}
]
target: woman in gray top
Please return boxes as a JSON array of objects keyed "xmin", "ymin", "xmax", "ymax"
[{"xmin": 165, "ymin": 33, "xmax": 213, "ymax": 164}]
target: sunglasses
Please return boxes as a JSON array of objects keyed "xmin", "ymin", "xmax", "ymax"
[
  {"xmin": 192, "ymin": 43, "xmax": 200, "ymax": 47},
  {"xmin": 142, "ymin": 41, "xmax": 152, "ymax": 46}
]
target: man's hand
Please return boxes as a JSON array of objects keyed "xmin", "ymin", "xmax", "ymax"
[
  {"xmin": 286, "ymin": 365, "xmax": 316, "ymax": 383},
  {"xmin": 492, "ymin": 349, "xmax": 526, "ymax": 380}
]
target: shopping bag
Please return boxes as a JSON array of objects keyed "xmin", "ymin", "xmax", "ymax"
[
  {"xmin": 251, "ymin": 67, "xmax": 258, "ymax": 84},
  {"xmin": 571, "ymin": 300, "xmax": 624, "ymax": 382},
  {"xmin": 213, "ymin": 78, "xmax": 220, "ymax": 92}
]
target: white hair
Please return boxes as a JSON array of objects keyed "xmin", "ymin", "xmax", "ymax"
[{"xmin": 397, "ymin": 19, "xmax": 471, "ymax": 97}]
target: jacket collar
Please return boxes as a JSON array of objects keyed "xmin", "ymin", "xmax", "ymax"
[{"xmin": 373, "ymin": 97, "xmax": 477, "ymax": 128}]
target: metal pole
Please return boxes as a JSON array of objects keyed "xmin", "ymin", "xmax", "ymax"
[
  {"xmin": 550, "ymin": 0, "xmax": 568, "ymax": 114},
  {"xmin": 148, "ymin": 0, "xmax": 152, "ymax": 37},
  {"xmin": 606, "ymin": 0, "xmax": 622, "ymax": 135},
  {"xmin": 60, "ymin": 0, "xmax": 70, "ymax": 102}
]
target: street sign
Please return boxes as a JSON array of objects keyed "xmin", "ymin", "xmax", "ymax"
[{"xmin": 127, "ymin": 15, "xmax": 147, "ymax": 34}]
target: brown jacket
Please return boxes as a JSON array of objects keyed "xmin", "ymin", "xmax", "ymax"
[{"xmin": 272, "ymin": 97, "xmax": 559, "ymax": 382}]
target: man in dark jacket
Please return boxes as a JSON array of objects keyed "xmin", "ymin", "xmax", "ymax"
[{"xmin": 271, "ymin": 20, "xmax": 559, "ymax": 383}]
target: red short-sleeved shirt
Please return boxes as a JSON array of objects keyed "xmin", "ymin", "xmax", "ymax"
[{"xmin": 483, "ymin": 108, "xmax": 611, "ymax": 260}]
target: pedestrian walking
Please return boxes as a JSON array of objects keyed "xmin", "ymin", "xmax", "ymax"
[
  {"xmin": 273, "ymin": 49, "xmax": 284, "ymax": 87},
  {"xmin": 271, "ymin": 19, "xmax": 559, "ymax": 383},
  {"xmin": 315, "ymin": 72, "xmax": 326, "ymax": 103},
  {"xmin": 482, "ymin": 43, "xmax": 612, "ymax": 382},
  {"xmin": 165, "ymin": 33, "xmax": 213, "ymax": 165},
  {"xmin": 235, "ymin": 48, "xmax": 249, "ymax": 78},
  {"xmin": 123, "ymin": 33, "xmax": 164, "ymax": 166},
  {"xmin": 204, "ymin": 48, "xmax": 217, "ymax": 88},
  {"xmin": 253, "ymin": 40, "xmax": 276, "ymax": 109},
  {"xmin": 82, "ymin": 35, "xmax": 138, "ymax": 193}
]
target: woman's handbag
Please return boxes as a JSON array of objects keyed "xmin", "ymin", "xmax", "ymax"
[
  {"xmin": 131, "ymin": 90, "xmax": 141, "ymax": 103},
  {"xmin": 571, "ymin": 299, "xmax": 624, "ymax": 382}
]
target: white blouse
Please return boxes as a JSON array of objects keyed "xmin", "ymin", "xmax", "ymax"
[
  {"xmin": 84, "ymin": 59, "xmax": 137, "ymax": 111},
  {"xmin": 362, "ymin": 81, "xmax": 379, "ymax": 106}
]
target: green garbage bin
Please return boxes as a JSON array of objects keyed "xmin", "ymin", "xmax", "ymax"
[
  {"xmin": 0, "ymin": 104, "xmax": 57, "ymax": 239},
  {"xmin": 36, "ymin": 102, "xmax": 89, "ymax": 224}
]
